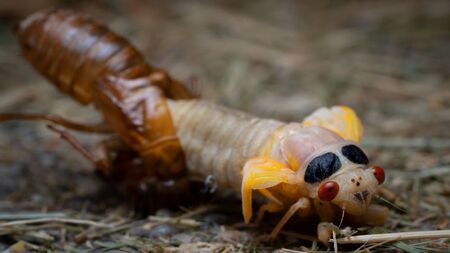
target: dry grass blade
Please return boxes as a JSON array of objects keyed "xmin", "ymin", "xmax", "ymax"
[
  {"xmin": 0, "ymin": 217, "xmax": 113, "ymax": 228},
  {"xmin": 147, "ymin": 216, "xmax": 202, "ymax": 227},
  {"xmin": 277, "ymin": 249, "xmax": 354, "ymax": 253},
  {"xmin": 277, "ymin": 249, "xmax": 309, "ymax": 253},
  {"xmin": 332, "ymin": 230, "xmax": 450, "ymax": 244},
  {"xmin": 0, "ymin": 212, "xmax": 66, "ymax": 220},
  {"xmin": 74, "ymin": 222, "xmax": 132, "ymax": 243}
]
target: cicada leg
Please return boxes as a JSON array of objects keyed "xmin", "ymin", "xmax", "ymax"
[
  {"xmin": 255, "ymin": 202, "xmax": 284, "ymax": 224},
  {"xmin": 269, "ymin": 197, "xmax": 311, "ymax": 238},
  {"xmin": 241, "ymin": 157, "xmax": 297, "ymax": 223},
  {"xmin": 346, "ymin": 204, "xmax": 389, "ymax": 226}
]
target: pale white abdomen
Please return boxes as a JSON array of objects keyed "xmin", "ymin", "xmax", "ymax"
[{"xmin": 168, "ymin": 100, "xmax": 284, "ymax": 191}]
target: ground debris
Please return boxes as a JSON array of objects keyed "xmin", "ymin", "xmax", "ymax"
[{"xmin": 0, "ymin": 0, "xmax": 449, "ymax": 252}]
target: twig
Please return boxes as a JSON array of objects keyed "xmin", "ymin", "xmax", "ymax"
[
  {"xmin": 332, "ymin": 230, "xmax": 450, "ymax": 244},
  {"xmin": 0, "ymin": 217, "xmax": 112, "ymax": 228}
]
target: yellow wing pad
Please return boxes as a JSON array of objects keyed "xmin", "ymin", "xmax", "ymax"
[
  {"xmin": 302, "ymin": 106, "xmax": 363, "ymax": 143},
  {"xmin": 241, "ymin": 157, "xmax": 295, "ymax": 223}
]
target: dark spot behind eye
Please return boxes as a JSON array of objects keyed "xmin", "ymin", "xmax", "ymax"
[
  {"xmin": 304, "ymin": 152, "xmax": 341, "ymax": 183},
  {"xmin": 342, "ymin": 145, "xmax": 369, "ymax": 165}
]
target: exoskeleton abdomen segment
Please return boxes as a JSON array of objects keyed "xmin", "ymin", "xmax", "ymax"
[
  {"xmin": 15, "ymin": 9, "xmax": 191, "ymax": 104},
  {"xmin": 14, "ymin": 8, "xmax": 193, "ymax": 180}
]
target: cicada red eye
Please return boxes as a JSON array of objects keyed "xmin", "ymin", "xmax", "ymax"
[
  {"xmin": 318, "ymin": 181, "xmax": 339, "ymax": 201},
  {"xmin": 372, "ymin": 166, "xmax": 385, "ymax": 184}
]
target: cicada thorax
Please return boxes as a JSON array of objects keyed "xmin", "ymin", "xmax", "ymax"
[{"xmin": 15, "ymin": 9, "xmax": 192, "ymax": 180}]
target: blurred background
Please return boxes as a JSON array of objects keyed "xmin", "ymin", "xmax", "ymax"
[{"xmin": 0, "ymin": 0, "xmax": 448, "ymax": 251}]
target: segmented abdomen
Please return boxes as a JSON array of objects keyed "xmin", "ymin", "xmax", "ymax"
[
  {"xmin": 168, "ymin": 100, "xmax": 285, "ymax": 191},
  {"xmin": 16, "ymin": 9, "xmax": 191, "ymax": 104}
]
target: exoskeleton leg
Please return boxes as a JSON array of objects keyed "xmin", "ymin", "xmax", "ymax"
[
  {"xmin": 46, "ymin": 125, "xmax": 113, "ymax": 174},
  {"xmin": 0, "ymin": 113, "xmax": 112, "ymax": 133},
  {"xmin": 47, "ymin": 124, "xmax": 141, "ymax": 179},
  {"xmin": 47, "ymin": 124, "xmax": 200, "ymax": 214}
]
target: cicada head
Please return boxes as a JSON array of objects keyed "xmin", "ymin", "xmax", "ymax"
[
  {"xmin": 278, "ymin": 125, "xmax": 385, "ymax": 217},
  {"xmin": 300, "ymin": 142, "xmax": 385, "ymax": 216}
]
